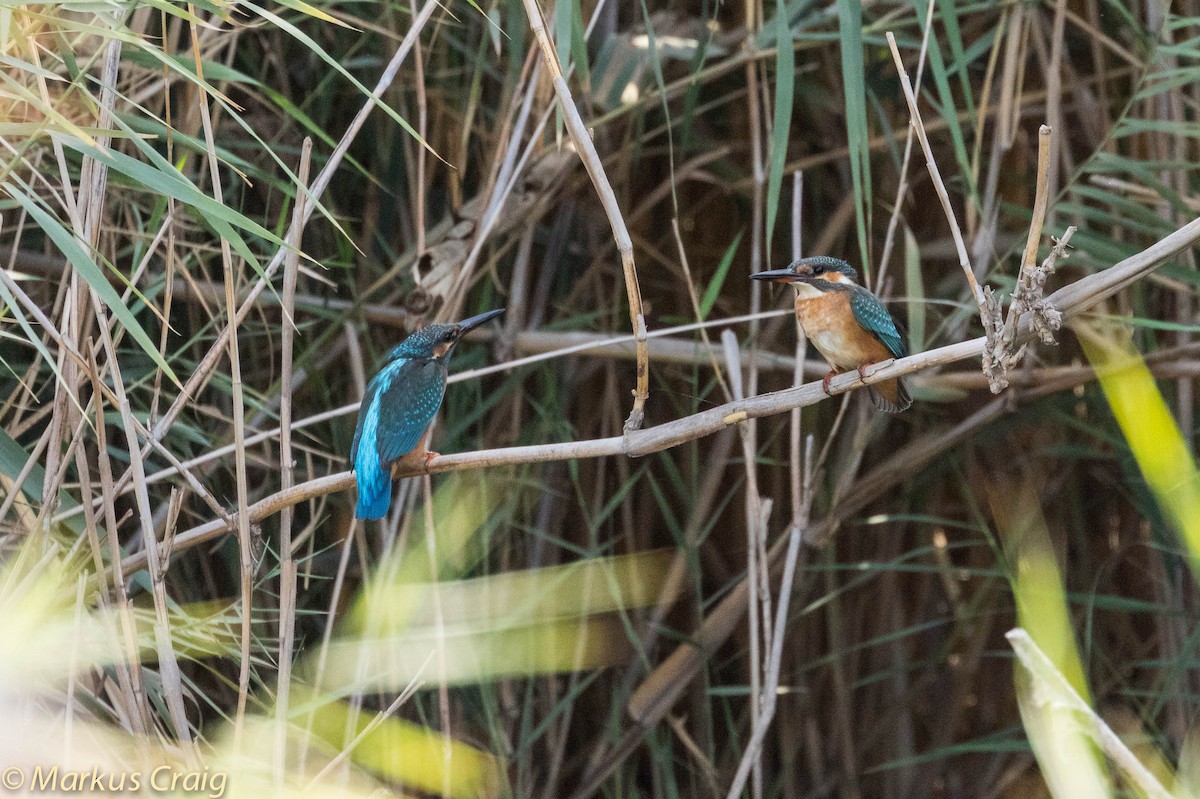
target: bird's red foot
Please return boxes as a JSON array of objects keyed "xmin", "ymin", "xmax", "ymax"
[
  {"xmin": 423, "ymin": 450, "xmax": 440, "ymax": 470},
  {"xmin": 822, "ymin": 371, "xmax": 837, "ymax": 395},
  {"xmin": 857, "ymin": 364, "xmax": 871, "ymax": 381}
]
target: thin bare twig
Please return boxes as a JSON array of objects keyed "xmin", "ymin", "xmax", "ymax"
[
  {"xmin": 671, "ymin": 219, "xmax": 731, "ymax": 400},
  {"xmin": 721, "ymin": 330, "xmax": 768, "ymax": 798},
  {"xmin": 727, "ymin": 170, "xmax": 814, "ymax": 799},
  {"xmin": 876, "ymin": 0, "xmax": 937, "ymax": 293},
  {"xmin": 741, "ymin": 9, "xmax": 769, "ymax": 792},
  {"xmin": 885, "ymin": 32, "xmax": 984, "ymax": 308},
  {"xmin": 188, "ymin": 6, "xmax": 255, "ymax": 744}
]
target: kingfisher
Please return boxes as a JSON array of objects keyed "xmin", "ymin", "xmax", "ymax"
[
  {"xmin": 752, "ymin": 256, "xmax": 912, "ymax": 412},
  {"xmin": 351, "ymin": 308, "xmax": 505, "ymax": 519}
]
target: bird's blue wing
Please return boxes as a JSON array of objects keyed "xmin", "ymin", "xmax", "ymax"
[
  {"xmin": 350, "ymin": 374, "xmax": 383, "ymax": 467},
  {"xmin": 374, "ymin": 358, "xmax": 447, "ymax": 464},
  {"xmin": 352, "ymin": 371, "xmax": 392, "ymax": 518},
  {"xmin": 849, "ymin": 288, "xmax": 908, "ymax": 359}
]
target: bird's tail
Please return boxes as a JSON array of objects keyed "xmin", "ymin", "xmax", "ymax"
[
  {"xmin": 869, "ymin": 377, "xmax": 913, "ymax": 413},
  {"xmin": 355, "ymin": 466, "xmax": 393, "ymax": 519}
]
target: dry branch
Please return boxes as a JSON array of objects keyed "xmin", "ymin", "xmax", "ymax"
[
  {"xmin": 877, "ymin": 0, "xmax": 937, "ymax": 292},
  {"xmin": 886, "ymin": 32, "xmax": 983, "ymax": 308},
  {"xmin": 887, "ymin": 39, "xmax": 1073, "ymax": 396},
  {"xmin": 115, "ymin": 214, "xmax": 1200, "ymax": 579},
  {"xmin": 985, "ymin": 227, "xmax": 1075, "ymax": 391}
]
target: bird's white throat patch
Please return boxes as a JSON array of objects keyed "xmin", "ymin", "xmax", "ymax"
[{"xmin": 792, "ymin": 282, "xmax": 826, "ymax": 299}]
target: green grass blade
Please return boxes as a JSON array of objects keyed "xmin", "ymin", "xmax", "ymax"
[
  {"xmin": 903, "ymin": 225, "xmax": 924, "ymax": 353},
  {"xmin": 701, "ymin": 231, "xmax": 743, "ymax": 319},
  {"xmin": 765, "ymin": 0, "xmax": 795, "ymax": 249},
  {"xmin": 4, "ymin": 186, "xmax": 179, "ymax": 387},
  {"xmin": 836, "ymin": 0, "xmax": 871, "ymax": 273},
  {"xmin": 243, "ymin": 0, "xmax": 437, "ymax": 160},
  {"xmin": 1081, "ymin": 328, "xmax": 1200, "ymax": 575}
]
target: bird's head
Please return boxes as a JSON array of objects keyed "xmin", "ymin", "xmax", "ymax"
[
  {"xmin": 751, "ymin": 256, "xmax": 858, "ymax": 293},
  {"xmin": 389, "ymin": 308, "xmax": 505, "ymax": 361}
]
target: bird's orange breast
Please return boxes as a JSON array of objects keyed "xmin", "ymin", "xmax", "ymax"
[{"xmin": 795, "ymin": 292, "xmax": 893, "ymax": 371}]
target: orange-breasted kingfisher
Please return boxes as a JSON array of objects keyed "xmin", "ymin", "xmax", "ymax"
[
  {"xmin": 351, "ymin": 308, "xmax": 505, "ymax": 519},
  {"xmin": 752, "ymin": 256, "xmax": 912, "ymax": 412}
]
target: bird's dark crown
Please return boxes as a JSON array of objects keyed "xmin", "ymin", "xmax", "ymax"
[
  {"xmin": 789, "ymin": 256, "xmax": 857, "ymax": 281},
  {"xmin": 386, "ymin": 308, "xmax": 505, "ymax": 362},
  {"xmin": 388, "ymin": 323, "xmax": 461, "ymax": 361}
]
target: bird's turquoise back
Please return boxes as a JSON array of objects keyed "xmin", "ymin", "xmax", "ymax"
[
  {"xmin": 373, "ymin": 358, "xmax": 447, "ymax": 463},
  {"xmin": 849, "ymin": 287, "xmax": 907, "ymax": 360}
]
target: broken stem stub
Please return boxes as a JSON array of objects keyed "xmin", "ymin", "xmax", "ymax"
[{"xmin": 982, "ymin": 227, "xmax": 1076, "ymax": 393}]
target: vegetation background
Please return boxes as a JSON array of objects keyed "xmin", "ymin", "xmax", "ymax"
[{"xmin": 2, "ymin": 0, "xmax": 1200, "ymax": 796}]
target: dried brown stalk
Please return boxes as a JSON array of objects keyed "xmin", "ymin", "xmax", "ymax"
[
  {"xmin": 517, "ymin": 0, "xmax": 650, "ymax": 431},
  {"xmin": 877, "ymin": 0, "xmax": 938, "ymax": 292},
  {"xmin": 721, "ymin": 330, "xmax": 769, "ymax": 799},
  {"xmin": 979, "ymin": 128, "xmax": 1068, "ymax": 393},
  {"xmin": 187, "ymin": 7, "xmax": 255, "ymax": 741},
  {"xmin": 274, "ymin": 137, "xmax": 311, "ymax": 778},
  {"xmin": 886, "ymin": 31, "xmax": 984, "ymax": 308},
  {"xmin": 78, "ymin": 347, "xmax": 150, "ymax": 739},
  {"xmin": 90, "ymin": 318, "xmax": 194, "ymax": 748}
]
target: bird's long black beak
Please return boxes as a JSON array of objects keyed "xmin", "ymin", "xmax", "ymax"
[
  {"xmin": 455, "ymin": 308, "xmax": 506, "ymax": 333},
  {"xmin": 751, "ymin": 268, "xmax": 803, "ymax": 283}
]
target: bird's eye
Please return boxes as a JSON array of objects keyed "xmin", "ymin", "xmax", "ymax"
[{"xmin": 812, "ymin": 265, "xmax": 825, "ymax": 275}]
